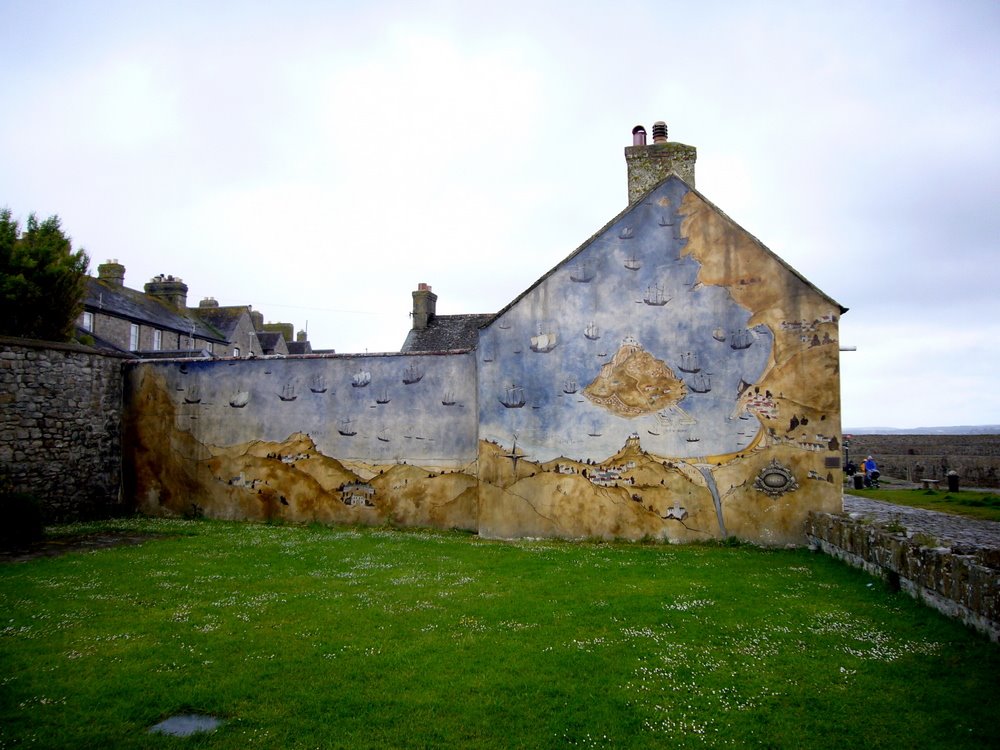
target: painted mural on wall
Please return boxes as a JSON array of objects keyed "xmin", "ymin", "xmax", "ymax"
[
  {"xmin": 125, "ymin": 352, "xmax": 480, "ymax": 530},
  {"xmin": 124, "ymin": 174, "xmax": 843, "ymax": 546},
  {"xmin": 476, "ymin": 177, "xmax": 843, "ymax": 544}
]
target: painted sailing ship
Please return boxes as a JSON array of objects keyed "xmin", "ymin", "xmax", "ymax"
[
  {"xmin": 678, "ymin": 352, "xmax": 701, "ymax": 373},
  {"xmin": 338, "ymin": 418, "xmax": 357, "ymax": 437},
  {"xmin": 587, "ymin": 422, "xmax": 602, "ymax": 437},
  {"xmin": 624, "ymin": 254, "xmax": 641, "ymax": 271},
  {"xmin": 584, "ymin": 321, "xmax": 600, "ymax": 340},
  {"xmin": 563, "ymin": 379, "xmax": 578, "ymax": 394},
  {"xmin": 619, "ymin": 226, "xmax": 634, "ymax": 239},
  {"xmin": 375, "ymin": 388, "xmax": 390, "ymax": 405},
  {"xmin": 643, "ymin": 284, "xmax": 670, "ymax": 306},
  {"xmin": 530, "ymin": 328, "xmax": 557, "ymax": 353},
  {"xmin": 309, "ymin": 375, "xmax": 327, "ymax": 394},
  {"xmin": 229, "ymin": 391, "xmax": 250, "ymax": 408},
  {"xmin": 730, "ymin": 328, "xmax": 753, "ymax": 350},
  {"xmin": 278, "ymin": 383, "xmax": 297, "ymax": 402},
  {"xmin": 441, "ymin": 391, "xmax": 456, "ymax": 406},
  {"xmin": 183, "ymin": 387, "xmax": 201, "ymax": 404},
  {"xmin": 712, "ymin": 327, "xmax": 727, "ymax": 342},
  {"xmin": 499, "ymin": 384, "xmax": 526, "ymax": 409},
  {"xmin": 402, "ymin": 364, "xmax": 423, "ymax": 384},
  {"xmin": 658, "ymin": 215, "xmax": 673, "ymax": 227},
  {"xmin": 569, "ymin": 262, "xmax": 594, "ymax": 283},
  {"xmin": 688, "ymin": 372, "xmax": 712, "ymax": 394},
  {"xmin": 377, "ymin": 428, "xmax": 390, "ymax": 443},
  {"xmin": 352, "ymin": 370, "xmax": 371, "ymax": 388}
]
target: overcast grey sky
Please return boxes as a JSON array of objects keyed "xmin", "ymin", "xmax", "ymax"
[{"xmin": 2, "ymin": 0, "xmax": 998, "ymax": 429}]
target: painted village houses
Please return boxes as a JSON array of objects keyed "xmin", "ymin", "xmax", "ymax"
[{"xmin": 126, "ymin": 121, "xmax": 846, "ymax": 546}]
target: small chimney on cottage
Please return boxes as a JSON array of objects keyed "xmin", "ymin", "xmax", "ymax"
[
  {"xmin": 411, "ymin": 283, "xmax": 437, "ymax": 331},
  {"xmin": 199, "ymin": 296, "xmax": 219, "ymax": 308},
  {"xmin": 144, "ymin": 274, "xmax": 189, "ymax": 309},
  {"xmin": 625, "ymin": 119, "xmax": 697, "ymax": 204},
  {"xmin": 97, "ymin": 259, "xmax": 125, "ymax": 286},
  {"xmin": 249, "ymin": 309, "xmax": 264, "ymax": 331},
  {"xmin": 296, "ymin": 329, "xmax": 308, "ymax": 343}
]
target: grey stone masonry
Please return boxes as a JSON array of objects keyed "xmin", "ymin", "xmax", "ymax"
[
  {"xmin": 0, "ymin": 337, "xmax": 128, "ymax": 521},
  {"xmin": 806, "ymin": 508, "xmax": 1000, "ymax": 642}
]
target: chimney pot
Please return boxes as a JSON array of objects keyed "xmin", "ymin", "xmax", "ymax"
[
  {"xmin": 652, "ymin": 121, "xmax": 668, "ymax": 143},
  {"xmin": 632, "ymin": 125, "xmax": 647, "ymax": 146}
]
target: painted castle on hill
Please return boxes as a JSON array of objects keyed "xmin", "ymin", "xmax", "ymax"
[{"xmin": 126, "ymin": 122, "xmax": 845, "ymax": 545}]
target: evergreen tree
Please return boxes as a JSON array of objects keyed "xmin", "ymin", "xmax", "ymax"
[{"xmin": 0, "ymin": 208, "xmax": 89, "ymax": 341}]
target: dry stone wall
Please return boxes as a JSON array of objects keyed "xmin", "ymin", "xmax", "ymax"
[
  {"xmin": 0, "ymin": 337, "xmax": 127, "ymax": 521},
  {"xmin": 806, "ymin": 511, "xmax": 1000, "ymax": 641},
  {"xmin": 846, "ymin": 434, "xmax": 1000, "ymax": 489}
]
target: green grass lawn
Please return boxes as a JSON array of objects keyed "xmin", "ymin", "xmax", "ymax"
[
  {"xmin": 845, "ymin": 484, "xmax": 1000, "ymax": 522},
  {"xmin": 2, "ymin": 518, "xmax": 998, "ymax": 749}
]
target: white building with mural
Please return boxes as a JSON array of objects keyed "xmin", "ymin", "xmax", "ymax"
[{"xmin": 127, "ymin": 122, "xmax": 846, "ymax": 546}]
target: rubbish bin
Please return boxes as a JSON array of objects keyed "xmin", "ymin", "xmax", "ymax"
[
  {"xmin": 947, "ymin": 471, "xmax": 959, "ymax": 492},
  {"xmin": 853, "ymin": 474, "xmax": 864, "ymax": 490}
]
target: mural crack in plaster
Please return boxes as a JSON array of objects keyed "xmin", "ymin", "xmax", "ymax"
[{"xmin": 504, "ymin": 489, "xmax": 565, "ymax": 533}]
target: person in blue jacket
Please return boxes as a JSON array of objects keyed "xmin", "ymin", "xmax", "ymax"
[{"xmin": 863, "ymin": 455, "xmax": 879, "ymax": 487}]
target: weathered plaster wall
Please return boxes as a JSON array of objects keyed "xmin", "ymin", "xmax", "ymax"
[
  {"xmin": 125, "ymin": 351, "xmax": 480, "ymax": 530},
  {"xmin": 0, "ymin": 337, "xmax": 126, "ymax": 521},
  {"xmin": 120, "ymin": 177, "xmax": 843, "ymax": 546},
  {"xmin": 477, "ymin": 178, "xmax": 843, "ymax": 544}
]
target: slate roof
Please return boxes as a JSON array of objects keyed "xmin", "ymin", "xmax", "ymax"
[
  {"xmin": 400, "ymin": 313, "xmax": 493, "ymax": 353},
  {"xmin": 257, "ymin": 331, "xmax": 288, "ymax": 355},
  {"xmin": 83, "ymin": 278, "xmax": 226, "ymax": 343},
  {"xmin": 192, "ymin": 306, "xmax": 251, "ymax": 340},
  {"xmin": 287, "ymin": 341, "xmax": 313, "ymax": 355}
]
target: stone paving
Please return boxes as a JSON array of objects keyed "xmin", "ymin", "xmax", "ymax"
[{"xmin": 843, "ymin": 492, "xmax": 1000, "ymax": 551}]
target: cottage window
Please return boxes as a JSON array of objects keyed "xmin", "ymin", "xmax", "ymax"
[
  {"xmin": 233, "ymin": 346, "xmax": 241, "ymax": 358},
  {"xmin": 207, "ymin": 342, "xmax": 214, "ymax": 354},
  {"xmin": 129, "ymin": 323, "xmax": 139, "ymax": 350},
  {"xmin": 152, "ymin": 329, "xmax": 162, "ymax": 351},
  {"xmin": 82, "ymin": 311, "xmax": 94, "ymax": 331}
]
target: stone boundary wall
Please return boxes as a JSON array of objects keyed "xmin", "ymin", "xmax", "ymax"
[
  {"xmin": 0, "ymin": 337, "xmax": 128, "ymax": 521},
  {"xmin": 806, "ymin": 512, "xmax": 1000, "ymax": 642},
  {"xmin": 846, "ymin": 435, "xmax": 1000, "ymax": 488}
]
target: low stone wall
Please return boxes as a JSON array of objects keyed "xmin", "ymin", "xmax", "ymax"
[
  {"xmin": 806, "ymin": 512, "xmax": 1000, "ymax": 642},
  {"xmin": 0, "ymin": 337, "xmax": 127, "ymax": 521},
  {"xmin": 846, "ymin": 435, "xmax": 1000, "ymax": 489}
]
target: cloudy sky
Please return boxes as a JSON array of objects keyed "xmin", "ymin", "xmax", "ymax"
[{"xmin": 2, "ymin": 0, "xmax": 997, "ymax": 429}]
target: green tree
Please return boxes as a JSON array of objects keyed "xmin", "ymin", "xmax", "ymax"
[{"xmin": 0, "ymin": 208, "xmax": 90, "ymax": 342}]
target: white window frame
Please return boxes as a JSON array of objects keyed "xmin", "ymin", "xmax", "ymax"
[
  {"xmin": 233, "ymin": 346, "xmax": 240, "ymax": 359},
  {"xmin": 129, "ymin": 323, "xmax": 139, "ymax": 351},
  {"xmin": 152, "ymin": 329, "xmax": 162, "ymax": 351},
  {"xmin": 82, "ymin": 311, "xmax": 94, "ymax": 332}
]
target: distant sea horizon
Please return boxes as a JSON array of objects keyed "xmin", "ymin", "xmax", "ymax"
[{"xmin": 844, "ymin": 425, "xmax": 1000, "ymax": 435}]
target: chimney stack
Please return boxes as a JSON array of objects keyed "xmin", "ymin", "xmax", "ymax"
[
  {"xmin": 199, "ymin": 296, "xmax": 219, "ymax": 308},
  {"xmin": 144, "ymin": 274, "xmax": 189, "ymax": 309},
  {"xmin": 625, "ymin": 120, "xmax": 697, "ymax": 204},
  {"xmin": 97, "ymin": 259, "xmax": 125, "ymax": 286},
  {"xmin": 411, "ymin": 283, "xmax": 437, "ymax": 331}
]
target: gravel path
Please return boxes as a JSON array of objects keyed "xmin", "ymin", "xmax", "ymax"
[{"xmin": 843, "ymin": 493, "xmax": 1000, "ymax": 550}]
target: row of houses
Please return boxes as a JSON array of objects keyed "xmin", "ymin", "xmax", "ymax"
[{"xmin": 76, "ymin": 260, "xmax": 322, "ymax": 358}]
